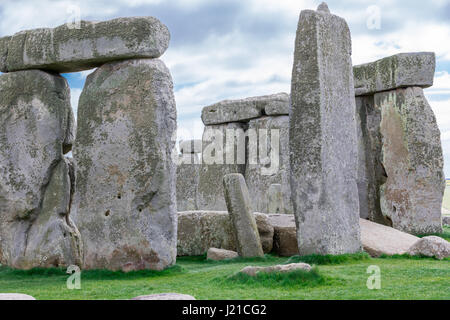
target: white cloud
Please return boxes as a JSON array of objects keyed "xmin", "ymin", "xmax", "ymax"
[{"xmin": 70, "ymin": 88, "xmax": 82, "ymax": 119}]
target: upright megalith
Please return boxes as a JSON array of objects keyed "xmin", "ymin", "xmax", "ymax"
[
  {"xmin": 176, "ymin": 140, "xmax": 201, "ymax": 211},
  {"xmin": 289, "ymin": 3, "xmax": 361, "ymax": 255},
  {"xmin": 376, "ymin": 87, "xmax": 444, "ymax": 234},
  {"xmin": 0, "ymin": 17, "xmax": 169, "ymax": 73},
  {"xmin": 0, "ymin": 70, "xmax": 81, "ymax": 268},
  {"xmin": 223, "ymin": 173, "xmax": 264, "ymax": 257},
  {"xmin": 72, "ymin": 58, "xmax": 177, "ymax": 271}
]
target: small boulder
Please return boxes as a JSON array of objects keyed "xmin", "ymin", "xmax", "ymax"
[
  {"xmin": 240, "ymin": 263, "xmax": 311, "ymax": 276},
  {"xmin": 207, "ymin": 248, "xmax": 238, "ymax": 261},
  {"xmin": 131, "ymin": 293, "xmax": 196, "ymax": 300},
  {"xmin": 407, "ymin": 236, "xmax": 450, "ymax": 260}
]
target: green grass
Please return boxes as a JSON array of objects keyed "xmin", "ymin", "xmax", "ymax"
[
  {"xmin": 287, "ymin": 252, "xmax": 370, "ymax": 265},
  {"xmin": 0, "ymin": 254, "xmax": 448, "ymax": 300}
]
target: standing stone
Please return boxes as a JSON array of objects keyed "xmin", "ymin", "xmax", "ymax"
[
  {"xmin": 289, "ymin": 4, "xmax": 361, "ymax": 255},
  {"xmin": 245, "ymin": 116, "xmax": 292, "ymax": 214},
  {"xmin": 376, "ymin": 87, "xmax": 444, "ymax": 234},
  {"xmin": 72, "ymin": 59, "xmax": 177, "ymax": 271},
  {"xmin": 223, "ymin": 173, "xmax": 264, "ymax": 257},
  {"xmin": 268, "ymin": 184, "xmax": 284, "ymax": 214},
  {"xmin": 197, "ymin": 122, "xmax": 246, "ymax": 210},
  {"xmin": 0, "ymin": 70, "xmax": 81, "ymax": 269},
  {"xmin": 356, "ymin": 96, "xmax": 389, "ymax": 224},
  {"xmin": 176, "ymin": 142, "xmax": 200, "ymax": 211},
  {"xmin": 2, "ymin": 17, "xmax": 170, "ymax": 73}
]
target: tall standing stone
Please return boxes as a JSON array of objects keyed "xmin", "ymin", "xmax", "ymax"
[
  {"xmin": 197, "ymin": 122, "xmax": 246, "ymax": 210},
  {"xmin": 72, "ymin": 59, "xmax": 177, "ymax": 271},
  {"xmin": 376, "ymin": 87, "xmax": 444, "ymax": 234},
  {"xmin": 223, "ymin": 173, "xmax": 264, "ymax": 257},
  {"xmin": 289, "ymin": 3, "xmax": 361, "ymax": 255},
  {"xmin": 0, "ymin": 70, "xmax": 81, "ymax": 268},
  {"xmin": 176, "ymin": 140, "xmax": 201, "ymax": 211}
]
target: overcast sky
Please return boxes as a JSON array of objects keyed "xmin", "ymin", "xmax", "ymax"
[{"xmin": 1, "ymin": 0, "xmax": 450, "ymax": 175}]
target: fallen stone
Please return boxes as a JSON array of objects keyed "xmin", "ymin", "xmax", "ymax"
[
  {"xmin": 197, "ymin": 122, "xmax": 245, "ymax": 211},
  {"xmin": 0, "ymin": 293, "xmax": 36, "ymax": 300},
  {"xmin": 240, "ymin": 263, "xmax": 311, "ymax": 276},
  {"xmin": 207, "ymin": 248, "xmax": 238, "ymax": 261},
  {"xmin": 289, "ymin": 5, "xmax": 361, "ymax": 254},
  {"xmin": 360, "ymin": 218, "xmax": 418, "ymax": 257},
  {"xmin": 131, "ymin": 293, "xmax": 196, "ymax": 300},
  {"xmin": 353, "ymin": 52, "xmax": 435, "ymax": 96},
  {"xmin": 377, "ymin": 87, "xmax": 444, "ymax": 235},
  {"xmin": 443, "ymin": 216, "xmax": 450, "ymax": 226},
  {"xmin": 179, "ymin": 139, "xmax": 202, "ymax": 154},
  {"xmin": 176, "ymin": 153, "xmax": 200, "ymax": 211},
  {"xmin": 71, "ymin": 59, "xmax": 177, "ymax": 271},
  {"xmin": 245, "ymin": 116, "xmax": 293, "ymax": 214},
  {"xmin": 201, "ymin": 93, "xmax": 289, "ymax": 125},
  {"xmin": 0, "ymin": 70, "xmax": 81, "ymax": 269},
  {"xmin": 223, "ymin": 173, "xmax": 264, "ymax": 257},
  {"xmin": 177, "ymin": 211, "xmax": 273, "ymax": 256},
  {"xmin": 267, "ymin": 214, "xmax": 299, "ymax": 256},
  {"xmin": 2, "ymin": 17, "xmax": 169, "ymax": 73},
  {"xmin": 407, "ymin": 236, "xmax": 450, "ymax": 260}
]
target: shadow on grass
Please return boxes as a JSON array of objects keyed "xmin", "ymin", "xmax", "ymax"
[
  {"xmin": 287, "ymin": 252, "xmax": 371, "ymax": 265},
  {"xmin": 0, "ymin": 264, "xmax": 185, "ymax": 280}
]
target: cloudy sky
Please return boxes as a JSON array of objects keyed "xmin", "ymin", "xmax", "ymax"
[{"xmin": 1, "ymin": 0, "xmax": 450, "ymax": 174}]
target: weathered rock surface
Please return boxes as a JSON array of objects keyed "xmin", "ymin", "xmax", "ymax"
[
  {"xmin": 223, "ymin": 173, "xmax": 264, "ymax": 257},
  {"xmin": 207, "ymin": 247, "xmax": 238, "ymax": 261},
  {"xmin": 353, "ymin": 52, "xmax": 435, "ymax": 96},
  {"xmin": 179, "ymin": 139, "xmax": 202, "ymax": 154},
  {"xmin": 0, "ymin": 36, "xmax": 10, "ymax": 72},
  {"xmin": 443, "ymin": 216, "xmax": 450, "ymax": 226},
  {"xmin": 289, "ymin": 5, "xmax": 361, "ymax": 254},
  {"xmin": 131, "ymin": 293, "xmax": 196, "ymax": 300},
  {"xmin": 245, "ymin": 116, "xmax": 293, "ymax": 214},
  {"xmin": 267, "ymin": 214, "xmax": 299, "ymax": 256},
  {"xmin": 355, "ymin": 96, "xmax": 389, "ymax": 224},
  {"xmin": 360, "ymin": 218, "xmax": 418, "ymax": 257},
  {"xmin": 407, "ymin": 236, "xmax": 450, "ymax": 260},
  {"xmin": 201, "ymin": 93, "xmax": 289, "ymax": 125},
  {"xmin": 0, "ymin": 70, "xmax": 81, "ymax": 269},
  {"xmin": 0, "ymin": 293, "xmax": 36, "ymax": 300},
  {"xmin": 197, "ymin": 122, "xmax": 245, "ymax": 211},
  {"xmin": 240, "ymin": 263, "xmax": 311, "ymax": 276},
  {"xmin": 177, "ymin": 211, "xmax": 273, "ymax": 256},
  {"xmin": 376, "ymin": 87, "xmax": 444, "ymax": 235},
  {"xmin": 72, "ymin": 59, "xmax": 177, "ymax": 271},
  {"xmin": 176, "ymin": 153, "xmax": 200, "ymax": 211},
  {"xmin": 2, "ymin": 17, "xmax": 170, "ymax": 73}
]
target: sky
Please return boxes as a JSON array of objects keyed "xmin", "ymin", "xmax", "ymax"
[{"xmin": 1, "ymin": 0, "xmax": 450, "ymax": 175}]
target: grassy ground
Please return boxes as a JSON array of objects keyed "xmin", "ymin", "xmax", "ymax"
[{"xmin": 0, "ymin": 251, "xmax": 448, "ymax": 300}]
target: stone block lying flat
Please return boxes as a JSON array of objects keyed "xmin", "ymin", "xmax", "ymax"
[
  {"xmin": 0, "ymin": 294, "xmax": 35, "ymax": 300},
  {"xmin": 207, "ymin": 248, "xmax": 238, "ymax": 261},
  {"xmin": 201, "ymin": 93, "xmax": 289, "ymax": 125},
  {"xmin": 240, "ymin": 263, "xmax": 311, "ymax": 276},
  {"xmin": 1, "ymin": 16, "xmax": 169, "ymax": 73},
  {"xmin": 267, "ymin": 214, "xmax": 299, "ymax": 256},
  {"xmin": 360, "ymin": 218, "xmax": 418, "ymax": 257},
  {"xmin": 131, "ymin": 293, "xmax": 195, "ymax": 300},
  {"xmin": 353, "ymin": 52, "xmax": 435, "ymax": 96}
]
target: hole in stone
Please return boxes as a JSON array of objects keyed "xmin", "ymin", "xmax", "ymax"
[
  {"xmin": 105, "ymin": 210, "xmax": 110, "ymax": 217},
  {"xmin": 117, "ymin": 193, "xmax": 122, "ymax": 199}
]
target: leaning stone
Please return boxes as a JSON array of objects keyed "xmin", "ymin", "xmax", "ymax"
[
  {"xmin": 197, "ymin": 122, "xmax": 245, "ymax": 211},
  {"xmin": 360, "ymin": 218, "xmax": 418, "ymax": 257},
  {"xmin": 0, "ymin": 70, "xmax": 80, "ymax": 269},
  {"xmin": 131, "ymin": 293, "xmax": 196, "ymax": 300},
  {"xmin": 355, "ymin": 96, "xmax": 390, "ymax": 225},
  {"xmin": 71, "ymin": 59, "xmax": 177, "ymax": 271},
  {"xmin": 407, "ymin": 236, "xmax": 450, "ymax": 260},
  {"xmin": 176, "ymin": 153, "xmax": 200, "ymax": 211},
  {"xmin": 240, "ymin": 263, "xmax": 311, "ymax": 276},
  {"xmin": 0, "ymin": 36, "xmax": 10, "ymax": 72},
  {"xmin": 207, "ymin": 248, "xmax": 238, "ymax": 261},
  {"xmin": 3, "ymin": 17, "xmax": 169, "ymax": 73},
  {"xmin": 289, "ymin": 5, "xmax": 361, "ymax": 254},
  {"xmin": 177, "ymin": 211, "xmax": 273, "ymax": 256},
  {"xmin": 268, "ymin": 214, "xmax": 299, "ymax": 257},
  {"xmin": 377, "ymin": 87, "xmax": 444, "ymax": 235},
  {"xmin": 223, "ymin": 174, "xmax": 264, "ymax": 257},
  {"xmin": 353, "ymin": 52, "xmax": 435, "ymax": 96},
  {"xmin": 245, "ymin": 116, "xmax": 292, "ymax": 214},
  {"xmin": 0, "ymin": 293, "xmax": 35, "ymax": 300},
  {"xmin": 201, "ymin": 93, "xmax": 289, "ymax": 125},
  {"xmin": 179, "ymin": 139, "xmax": 202, "ymax": 154}
]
